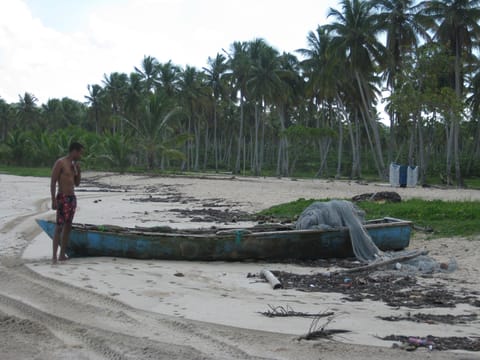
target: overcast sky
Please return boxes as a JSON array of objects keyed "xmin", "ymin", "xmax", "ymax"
[{"xmin": 0, "ymin": 0, "xmax": 340, "ymax": 104}]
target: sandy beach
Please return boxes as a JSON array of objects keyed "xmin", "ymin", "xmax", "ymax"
[{"xmin": 1, "ymin": 172, "xmax": 479, "ymax": 359}]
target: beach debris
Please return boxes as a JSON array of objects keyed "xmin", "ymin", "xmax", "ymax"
[
  {"xmin": 259, "ymin": 304, "xmax": 334, "ymax": 318},
  {"xmin": 352, "ymin": 191, "xmax": 402, "ymax": 203},
  {"xmin": 382, "ymin": 334, "xmax": 480, "ymax": 352},
  {"xmin": 378, "ymin": 312, "xmax": 478, "ymax": 325},
  {"xmin": 271, "ymin": 270, "xmax": 480, "ymax": 308},
  {"xmin": 297, "ymin": 315, "xmax": 349, "ymax": 341},
  {"xmin": 174, "ymin": 272, "xmax": 184, "ymax": 277},
  {"xmin": 330, "ymin": 250, "xmax": 429, "ymax": 275},
  {"xmin": 169, "ymin": 208, "xmax": 251, "ymax": 223},
  {"xmin": 79, "ymin": 177, "xmax": 129, "ymax": 192},
  {"xmin": 261, "ymin": 269, "xmax": 282, "ymax": 289}
]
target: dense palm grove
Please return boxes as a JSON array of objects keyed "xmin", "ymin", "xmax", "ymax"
[{"xmin": 1, "ymin": 0, "xmax": 479, "ymax": 185}]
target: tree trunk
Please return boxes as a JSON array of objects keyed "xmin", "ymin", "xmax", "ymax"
[
  {"xmin": 408, "ymin": 116, "xmax": 417, "ymax": 167},
  {"xmin": 316, "ymin": 138, "xmax": 331, "ymax": 177},
  {"xmin": 355, "ymin": 71, "xmax": 385, "ymax": 177},
  {"xmin": 453, "ymin": 39, "xmax": 463, "ymax": 187},
  {"xmin": 186, "ymin": 115, "xmax": 191, "ymax": 171},
  {"xmin": 335, "ymin": 94, "xmax": 349, "ymax": 179},
  {"xmin": 360, "ymin": 109, "xmax": 382, "ymax": 178},
  {"xmin": 213, "ymin": 101, "xmax": 218, "ymax": 172},
  {"xmin": 194, "ymin": 119, "xmax": 200, "ymax": 171},
  {"xmin": 276, "ymin": 105, "xmax": 289, "ymax": 177},
  {"xmin": 203, "ymin": 123, "xmax": 209, "ymax": 170},
  {"xmin": 234, "ymin": 96, "xmax": 244, "ymax": 174},
  {"xmin": 259, "ymin": 102, "xmax": 265, "ymax": 174},
  {"xmin": 95, "ymin": 106, "xmax": 99, "ymax": 135},
  {"xmin": 445, "ymin": 117, "xmax": 454, "ymax": 185},
  {"xmin": 348, "ymin": 111, "xmax": 360, "ymax": 179},
  {"xmin": 253, "ymin": 103, "xmax": 260, "ymax": 176},
  {"xmin": 417, "ymin": 115, "xmax": 426, "ymax": 185},
  {"xmin": 388, "ymin": 108, "xmax": 396, "ymax": 164}
]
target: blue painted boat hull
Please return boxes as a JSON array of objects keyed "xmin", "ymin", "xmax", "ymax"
[{"xmin": 36, "ymin": 218, "xmax": 411, "ymax": 261}]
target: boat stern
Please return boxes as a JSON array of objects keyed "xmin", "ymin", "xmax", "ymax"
[{"xmin": 36, "ymin": 219, "xmax": 56, "ymax": 240}]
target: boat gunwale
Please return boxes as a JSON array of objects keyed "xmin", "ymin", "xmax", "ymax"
[{"xmin": 37, "ymin": 218, "xmax": 412, "ymax": 239}]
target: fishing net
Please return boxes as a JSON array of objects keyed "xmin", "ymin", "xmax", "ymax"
[
  {"xmin": 295, "ymin": 200, "xmax": 457, "ymax": 273},
  {"xmin": 295, "ymin": 200, "xmax": 383, "ymax": 263}
]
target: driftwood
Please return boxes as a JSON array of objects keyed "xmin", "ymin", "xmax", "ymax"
[
  {"xmin": 261, "ymin": 269, "xmax": 282, "ymax": 289},
  {"xmin": 332, "ymin": 250, "xmax": 429, "ymax": 275},
  {"xmin": 412, "ymin": 224, "xmax": 434, "ymax": 233}
]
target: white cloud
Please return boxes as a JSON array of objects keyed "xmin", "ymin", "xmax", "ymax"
[{"xmin": 0, "ymin": 0, "xmax": 338, "ymax": 104}]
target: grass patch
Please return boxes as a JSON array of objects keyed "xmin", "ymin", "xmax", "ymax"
[
  {"xmin": 260, "ymin": 198, "xmax": 480, "ymax": 238},
  {"xmin": 464, "ymin": 177, "xmax": 480, "ymax": 190},
  {"xmin": 0, "ymin": 166, "xmax": 51, "ymax": 177}
]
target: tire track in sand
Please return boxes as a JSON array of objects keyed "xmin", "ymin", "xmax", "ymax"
[{"xmin": 0, "ymin": 185, "xmax": 271, "ymax": 360}]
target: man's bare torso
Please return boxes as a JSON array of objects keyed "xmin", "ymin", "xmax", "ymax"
[{"xmin": 56, "ymin": 157, "xmax": 77, "ymax": 195}]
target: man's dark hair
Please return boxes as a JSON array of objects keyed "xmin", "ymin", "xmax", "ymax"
[{"xmin": 69, "ymin": 142, "xmax": 84, "ymax": 153}]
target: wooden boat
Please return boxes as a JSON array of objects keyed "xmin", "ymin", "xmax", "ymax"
[{"xmin": 36, "ymin": 218, "xmax": 412, "ymax": 261}]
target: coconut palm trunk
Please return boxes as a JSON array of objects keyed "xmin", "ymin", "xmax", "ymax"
[{"xmin": 234, "ymin": 95, "xmax": 245, "ymax": 173}]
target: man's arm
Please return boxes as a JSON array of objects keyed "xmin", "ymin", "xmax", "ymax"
[
  {"xmin": 74, "ymin": 162, "xmax": 81, "ymax": 187},
  {"xmin": 50, "ymin": 161, "xmax": 61, "ymax": 209}
]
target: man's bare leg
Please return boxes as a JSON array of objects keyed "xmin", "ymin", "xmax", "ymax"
[
  {"xmin": 59, "ymin": 223, "xmax": 72, "ymax": 261},
  {"xmin": 52, "ymin": 225, "xmax": 62, "ymax": 264}
]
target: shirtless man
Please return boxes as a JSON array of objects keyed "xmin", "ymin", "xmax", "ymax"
[{"xmin": 50, "ymin": 142, "xmax": 84, "ymax": 263}]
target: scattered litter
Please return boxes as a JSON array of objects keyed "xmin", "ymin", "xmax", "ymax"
[
  {"xmin": 271, "ymin": 271, "xmax": 480, "ymax": 308},
  {"xmin": 382, "ymin": 334, "xmax": 480, "ymax": 352},
  {"xmin": 261, "ymin": 269, "xmax": 282, "ymax": 289},
  {"xmin": 378, "ymin": 312, "xmax": 478, "ymax": 325}
]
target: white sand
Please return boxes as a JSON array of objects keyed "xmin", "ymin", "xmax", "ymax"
[{"xmin": 1, "ymin": 172, "xmax": 479, "ymax": 359}]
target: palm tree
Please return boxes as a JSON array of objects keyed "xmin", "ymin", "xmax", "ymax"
[
  {"xmin": 226, "ymin": 41, "xmax": 250, "ymax": 174},
  {"xmin": 85, "ymin": 84, "xmax": 104, "ymax": 134},
  {"xmin": 466, "ymin": 56, "xmax": 480, "ymax": 170},
  {"xmin": 17, "ymin": 92, "xmax": 39, "ymax": 128},
  {"xmin": 370, "ymin": 0, "xmax": 429, "ymax": 162},
  {"xmin": 130, "ymin": 94, "xmax": 182, "ymax": 169},
  {"xmin": 0, "ymin": 98, "xmax": 14, "ymax": 141},
  {"xmin": 60, "ymin": 98, "xmax": 85, "ymax": 127},
  {"xmin": 326, "ymin": 0, "xmax": 387, "ymax": 178},
  {"xmin": 101, "ymin": 133, "xmax": 133, "ymax": 173},
  {"xmin": 204, "ymin": 53, "xmax": 228, "ymax": 172},
  {"xmin": 247, "ymin": 39, "xmax": 282, "ymax": 175},
  {"xmin": 125, "ymin": 72, "xmax": 144, "ymax": 129},
  {"xmin": 41, "ymin": 98, "xmax": 64, "ymax": 131},
  {"xmin": 135, "ymin": 55, "xmax": 160, "ymax": 93},
  {"xmin": 418, "ymin": 0, "xmax": 480, "ymax": 186},
  {"xmin": 156, "ymin": 60, "xmax": 181, "ymax": 97},
  {"xmin": 299, "ymin": 26, "xmax": 347, "ymax": 178},
  {"xmin": 273, "ymin": 52, "xmax": 303, "ymax": 177},
  {"xmin": 102, "ymin": 72, "xmax": 129, "ymax": 134},
  {"xmin": 178, "ymin": 66, "xmax": 208, "ymax": 171}
]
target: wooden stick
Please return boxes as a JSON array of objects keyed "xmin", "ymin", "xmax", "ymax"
[
  {"xmin": 261, "ymin": 269, "xmax": 283, "ymax": 289},
  {"xmin": 333, "ymin": 250, "xmax": 429, "ymax": 275}
]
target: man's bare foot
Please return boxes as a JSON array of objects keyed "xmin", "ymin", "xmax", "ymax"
[{"xmin": 58, "ymin": 255, "xmax": 69, "ymax": 262}]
